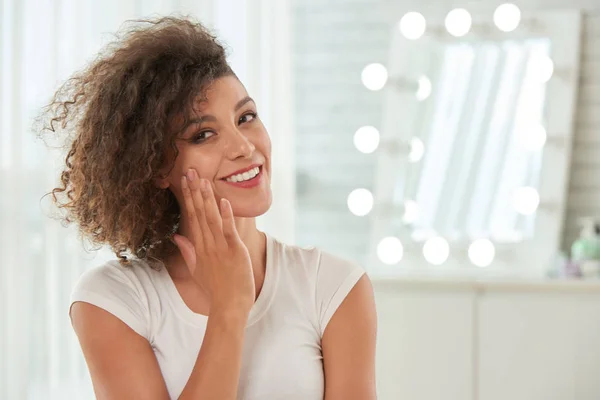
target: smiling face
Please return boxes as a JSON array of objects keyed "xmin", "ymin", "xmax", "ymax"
[{"xmin": 158, "ymin": 75, "xmax": 272, "ymax": 218}]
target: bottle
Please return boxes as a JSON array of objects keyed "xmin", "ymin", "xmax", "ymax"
[{"xmin": 571, "ymin": 217, "xmax": 600, "ymax": 279}]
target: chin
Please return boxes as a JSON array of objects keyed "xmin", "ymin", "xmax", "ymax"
[{"xmin": 230, "ymin": 192, "xmax": 272, "ymax": 218}]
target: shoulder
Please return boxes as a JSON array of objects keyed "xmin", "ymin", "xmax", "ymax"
[
  {"xmin": 270, "ymin": 236, "xmax": 320, "ymax": 266},
  {"xmin": 70, "ymin": 258, "xmax": 163, "ymax": 340},
  {"xmin": 270, "ymin": 236, "xmax": 366, "ymax": 335},
  {"xmin": 271, "ymin": 236, "xmax": 363, "ymax": 278},
  {"xmin": 72, "ymin": 258, "xmax": 163, "ymax": 305},
  {"xmin": 73, "ymin": 259, "xmax": 133, "ymax": 289}
]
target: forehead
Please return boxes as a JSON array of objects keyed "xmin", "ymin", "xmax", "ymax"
[{"xmin": 191, "ymin": 75, "xmax": 248, "ymax": 114}]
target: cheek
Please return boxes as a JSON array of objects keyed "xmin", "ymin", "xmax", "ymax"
[
  {"xmin": 256, "ymin": 128, "xmax": 272, "ymax": 159},
  {"xmin": 263, "ymin": 134, "xmax": 272, "ymax": 173},
  {"xmin": 169, "ymin": 147, "xmax": 219, "ymax": 183}
]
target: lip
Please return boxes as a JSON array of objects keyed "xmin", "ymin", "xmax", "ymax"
[
  {"xmin": 220, "ymin": 163, "xmax": 262, "ymax": 180},
  {"xmin": 221, "ymin": 166, "xmax": 264, "ymax": 189}
]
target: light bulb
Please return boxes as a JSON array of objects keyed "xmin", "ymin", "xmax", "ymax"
[
  {"xmin": 399, "ymin": 12, "xmax": 427, "ymax": 40},
  {"xmin": 423, "ymin": 236, "xmax": 450, "ymax": 265},
  {"xmin": 468, "ymin": 239, "xmax": 495, "ymax": 267},
  {"xmin": 347, "ymin": 188, "xmax": 374, "ymax": 217},
  {"xmin": 409, "ymin": 138, "xmax": 424, "ymax": 162},
  {"xmin": 518, "ymin": 123, "xmax": 547, "ymax": 151},
  {"xmin": 377, "ymin": 237, "xmax": 404, "ymax": 265},
  {"xmin": 528, "ymin": 56, "xmax": 554, "ymax": 83},
  {"xmin": 416, "ymin": 76, "xmax": 432, "ymax": 101},
  {"xmin": 445, "ymin": 8, "xmax": 472, "ymax": 37},
  {"xmin": 354, "ymin": 126, "xmax": 380, "ymax": 154},
  {"xmin": 362, "ymin": 63, "xmax": 388, "ymax": 91},
  {"xmin": 493, "ymin": 3, "xmax": 521, "ymax": 32},
  {"xmin": 512, "ymin": 186, "xmax": 540, "ymax": 215}
]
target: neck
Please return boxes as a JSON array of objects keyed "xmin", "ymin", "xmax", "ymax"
[{"xmin": 230, "ymin": 216, "xmax": 262, "ymax": 249}]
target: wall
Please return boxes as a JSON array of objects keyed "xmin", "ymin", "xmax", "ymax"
[
  {"xmin": 292, "ymin": 0, "xmax": 600, "ymax": 264},
  {"xmin": 292, "ymin": 0, "xmax": 387, "ymax": 263}
]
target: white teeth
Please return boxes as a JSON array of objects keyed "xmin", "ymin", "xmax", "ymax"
[{"xmin": 225, "ymin": 167, "xmax": 260, "ymax": 183}]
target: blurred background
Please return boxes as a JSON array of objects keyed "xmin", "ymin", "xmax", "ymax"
[{"xmin": 1, "ymin": 0, "xmax": 600, "ymax": 399}]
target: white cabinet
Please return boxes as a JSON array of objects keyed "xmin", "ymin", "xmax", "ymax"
[
  {"xmin": 572, "ymin": 295, "xmax": 600, "ymax": 399},
  {"xmin": 478, "ymin": 291, "xmax": 600, "ymax": 400},
  {"xmin": 375, "ymin": 284, "xmax": 474, "ymax": 400},
  {"xmin": 373, "ymin": 280, "xmax": 600, "ymax": 400}
]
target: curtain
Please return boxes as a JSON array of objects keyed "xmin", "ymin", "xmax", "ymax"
[{"xmin": 0, "ymin": 0, "xmax": 293, "ymax": 398}]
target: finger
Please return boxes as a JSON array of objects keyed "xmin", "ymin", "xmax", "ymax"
[
  {"xmin": 173, "ymin": 233, "xmax": 197, "ymax": 273},
  {"xmin": 181, "ymin": 174, "xmax": 204, "ymax": 253},
  {"xmin": 187, "ymin": 169, "xmax": 216, "ymax": 250},
  {"xmin": 220, "ymin": 198, "xmax": 240, "ymax": 245},
  {"xmin": 199, "ymin": 178, "xmax": 226, "ymax": 249}
]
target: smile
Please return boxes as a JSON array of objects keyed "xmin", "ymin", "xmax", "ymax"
[
  {"xmin": 224, "ymin": 166, "xmax": 260, "ymax": 183},
  {"xmin": 221, "ymin": 166, "xmax": 263, "ymax": 188}
]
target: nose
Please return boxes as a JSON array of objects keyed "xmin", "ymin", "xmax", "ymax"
[{"xmin": 223, "ymin": 129, "xmax": 255, "ymax": 160}]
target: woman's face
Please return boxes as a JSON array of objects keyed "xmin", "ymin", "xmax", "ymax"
[{"xmin": 159, "ymin": 75, "xmax": 272, "ymax": 218}]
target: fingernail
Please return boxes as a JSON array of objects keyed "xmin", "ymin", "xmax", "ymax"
[{"xmin": 186, "ymin": 169, "xmax": 195, "ymax": 181}]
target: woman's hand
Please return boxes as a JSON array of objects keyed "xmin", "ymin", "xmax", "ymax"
[{"xmin": 173, "ymin": 168, "xmax": 255, "ymax": 316}]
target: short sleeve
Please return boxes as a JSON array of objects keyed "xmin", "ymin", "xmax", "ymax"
[
  {"xmin": 315, "ymin": 251, "xmax": 365, "ymax": 337},
  {"xmin": 69, "ymin": 261, "xmax": 151, "ymax": 339}
]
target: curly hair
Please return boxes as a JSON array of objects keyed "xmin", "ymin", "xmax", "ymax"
[{"xmin": 37, "ymin": 16, "xmax": 234, "ymax": 265}]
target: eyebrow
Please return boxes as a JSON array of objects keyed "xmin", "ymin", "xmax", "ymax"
[{"xmin": 187, "ymin": 96, "xmax": 255, "ymax": 126}]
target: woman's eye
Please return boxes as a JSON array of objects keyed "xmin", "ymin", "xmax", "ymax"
[
  {"xmin": 192, "ymin": 131, "xmax": 215, "ymax": 144},
  {"xmin": 239, "ymin": 112, "xmax": 257, "ymax": 124}
]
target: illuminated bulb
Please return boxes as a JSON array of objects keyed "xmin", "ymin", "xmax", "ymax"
[
  {"xmin": 518, "ymin": 124, "xmax": 547, "ymax": 151},
  {"xmin": 402, "ymin": 200, "xmax": 419, "ymax": 224},
  {"xmin": 354, "ymin": 126, "xmax": 380, "ymax": 154},
  {"xmin": 377, "ymin": 237, "xmax": 404, "ymax": 265},
  {"xmin": 423, "ymin": 236, "xmax": 450, "ymax": 265},
  {"xmin": 399, "ymin": 12, "xmax": 427, "ymax": 40},
  {"xmin": 445, "ymin": 8, "xmax": 472, "ymax": 37},
  {"xmin": 494, "ymin": 3, "xmax": 521, "ymax": 32},
  {"xmin": 528, "ymin": 56, "xmax": 554, "ymax": 83},
  {"xmin": 347, "ymin": 188, "xmax": 374, "ymax": 216},
  {"xmin": 362, "ymin": 63, "xmax": 388, "ymax": 91},
  {"xmin": 416, "ymin": 76, "xmax": 432, "ymax": 101},
  {"xmin": 409, "ymin": 138, "xmax": 424, "ymax": 162},
  {"xmin": 512, "ymin": 186, "xmax": 540, "ymax": 215},
  {"xmin": 468, "ymin": 239, "xmax": 495, "ymax": 267}
]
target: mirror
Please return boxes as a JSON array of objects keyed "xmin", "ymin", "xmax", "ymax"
[
  {"xmin": 398, "ymin": 37, "xmax": 551, "ymax": 243},
  {"xmin": 367, "ymin": 10, "xmax": 581, "ymax": 275}
]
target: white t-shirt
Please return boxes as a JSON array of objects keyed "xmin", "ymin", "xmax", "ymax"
[{"xmin": 70, "ymin": 234, "xmax": 365, "ymax": 399}]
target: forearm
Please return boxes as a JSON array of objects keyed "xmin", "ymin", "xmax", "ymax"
[{"xmin": 178, "ymin": 310, "xmax": 248, "ymax": 399}]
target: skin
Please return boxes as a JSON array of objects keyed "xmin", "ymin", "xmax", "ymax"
[{"xmin": 70, "ymin": 75, "xmax": 377, "ymax": 399}]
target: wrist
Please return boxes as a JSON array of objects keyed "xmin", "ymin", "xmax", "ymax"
[
  {"xmin": 210, "ymin": 304, "xmax": 251, "ymax": 325},
  {"xmin": 212, "ymin": 295, "xmax": 253, "ymax": 315}
]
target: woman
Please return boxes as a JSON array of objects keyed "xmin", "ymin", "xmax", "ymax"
[{"xmin": 41, "ymin": 16, "xmax": 377, "ymax": 399}]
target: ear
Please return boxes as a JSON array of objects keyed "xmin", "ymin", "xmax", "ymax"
[{"xmin": 154, "ymin": 173, "xmax": 171, "ymax": 189}]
